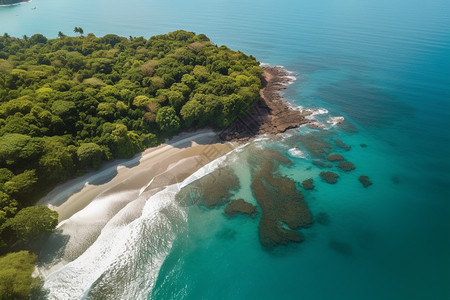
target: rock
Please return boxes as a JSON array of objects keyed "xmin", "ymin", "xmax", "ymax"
[
  {"xmin": 312, "ymin": 160, "xmax": 332, "ymax": 168},
  {"xmin": 176, "ymin": 167, "xmax": 240, "ymax": 207},
  {"xmin": 316, "ymin": 212, "xmax": 330, "ymax": 225},
  {"xmin": 337, "ymin": 161, "xmax": 356, "ymax": 171},
  {"xmin": 360, "ymin": 143, "xmax": 367, "ymax": 148},
  {"xmin": 320, "ymin": 171, "xmax": 339, "ymax": 184},
  {"xmin": 358, "ymin": 175, "xmax": 372, "ymax": 187},
  {"xmin": 326, "ymin": 154, "xmax": 345, "ymax": 162},
  {"xmin": 334, "ymin": 139, "xmax": 351, "ymax": 151},
  {"xmin": 302, "ymin": 178, "xmax": 315, "ymax": 190},
  {"xmin": 329, "ymin": 240, "xmax": 352, "ymax": 257},
  {"xmin": 218, "ymin": 67, "xmax": 312, "ymax": 142},
  {"xmin": 224, "ymin": 199, "xmax": 257, "ymax": 218},
  {"xmin": 250, "ymin": 150, "xmax": 313, "ymax": 248}
]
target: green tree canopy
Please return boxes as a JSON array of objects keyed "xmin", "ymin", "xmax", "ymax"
[
  {"xmin": 156, "ymin": 106, "xmax": 181, "ymax": 133},
  {"xmin": 3, "ymin": 206, "xmax": 58, "ymax": 243},
  {"xmin": 0, "ymin": 251, "xmax": 38, "ymax": 300}
]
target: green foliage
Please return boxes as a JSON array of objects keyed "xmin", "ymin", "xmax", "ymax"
[
  {"xmin": 0, "ymin": 30, "xmax": 261, "ymax": 258},
  {"xmin": 77, "ymin": 143, "xmax": 103, "ymax": 169},
  {"xmin": 0, "ymin": 251, "xmax": 38, "ymax": 300},
  {"xmin": 156, "ymin": 106, "xmax": 181, "ymax": 133},
  {"xmin": 3, "ymin": 206, "xmax": 58, "ymax": 243}
]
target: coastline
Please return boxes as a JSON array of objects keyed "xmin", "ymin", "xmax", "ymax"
[
  {"xmin": 38, "ymin": 129, "xmax": 234, "ymax": 222},
  {"xmin": 219, "ymin": 66, "xmax": 312, "ymax": 142},
  {"xmin": 37, "ymin": 65, "xmax": 316, "ymax": 297},
  {"xmin": 0, "ymin": 0, "xmax": 30, "ymax": 7},
  {"xmin": 39, "ymin": 65, "xmax": 309, "ymax": 221}
]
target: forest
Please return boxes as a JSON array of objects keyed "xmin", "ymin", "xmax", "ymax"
[{"xmin": 0, "ymin": 30, "xmax": 262, "ymax": 298}]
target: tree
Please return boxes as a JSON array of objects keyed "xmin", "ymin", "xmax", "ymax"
[
  {"xmin": 74, "ymin": 27, "xmax": 84, "ymax": 36},
  {"xmin": 3, "ymin": 206, "xmax": 58, "ymax": 243},
  {"xmin": 3, "ymin": 170, "xmax": 38, "ymax": 202},
  {"xmin": 156, "ymin": 106, "xmax": 180, "ymax": 133},
  {"xmin": 57, "ymin": 31, "xmax": 66, "ymax": 39},
  {"xmin": 77, "ymin": 143, "xmax": 103, "ymax": 169},
  {"xmin": 0, "ymin": 251, "xmax": 38, "ymax": 300}
]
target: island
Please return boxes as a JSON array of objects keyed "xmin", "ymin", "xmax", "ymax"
[
  {"xmin": 0, "ymin": 0, "xmax": 29, "ymax": 6},
  {"xmin": 0, "ymin": 30, "xmax": 312, "ymax": 298}
]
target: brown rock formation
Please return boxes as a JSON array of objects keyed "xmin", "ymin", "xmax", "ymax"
[
  {"xmin": 320, "ymin": 171, "xmax": 339, "ymax": 184},
  {"xmin": 224, "ymin": 199, "xmax": 257, "ymax": 218},
  {"xmin": 359, "ymin": 175, "xmax": 372, "ymax": 188},
  {"xmin": 176, "ymin": 167, "xmax": 240, "ymax": 207},
  {"xmin": 219, "ymin": 66, "xmax": 312, "ymax": 142},
  {"xmin": 250, "ymin": 150, "xmax": 313, "ymax": 248},
  {"xmin": 337, "ymin": 161, "xmax": 356, "ymax": 172},
  {"xmin": 312, "ymin": 160, "xmax": 332, "ymax": 168},
  {"xmin": 302, "ymin": 178, "xmax": 315, "ymax": 190},
  {"xmin": 334, "ymin": 139, "xmax": 351, "ymax": 151},
  {"xmin": 326, "ymin": 154, "xmax": 345, "ymax": 162}
]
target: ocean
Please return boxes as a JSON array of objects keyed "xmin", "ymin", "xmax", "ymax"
[{"xmin": 1, "ymin": 0, "xmax": 449, "ymax": 299}]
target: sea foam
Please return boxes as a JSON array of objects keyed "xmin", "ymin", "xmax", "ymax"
[{"xmin": 41, "ymin": 150, "xmax": 233, "ymax": 299}]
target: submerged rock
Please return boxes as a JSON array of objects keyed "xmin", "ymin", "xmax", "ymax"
[
  {"xmin": 224, "ymin": 199, "xmax": 257, "ymax": 218},
  {"xmin": 326, "ymin": 154, "xmax": 345, "ymax": 162},
  {"xmin": 250, "ymin": 150, "xmax": 313, "ymax": 248},
  {"xmin": 316, "ymin": 212, "xmax": 330, "ymax": 225},
  {"xmin": 329, "ymin": 240, "xmax": 352, "ymax": 257},
  {"xmin": 360, "ymin": 143, "xmax": 368, "ymax": 148},
  {"xmin": 337, "ymin": 161, "xmax": 356, "ymax": 172},
  {"xmin": 287, "ymin": 133, "xmax": 333, "ymax": 157},
  {"xmin": 176, "ymin": 167, "xmax": 240, "ymax": 207},
  {"xmin": 334, "ymin": 139, "xmax": 351, "ymax": 151},
  {"xmin": 359, "ymin": 175, "xmax": 372, "ymax": 188},
  {"xmin": 302, "ymin": 178, "xmax": 315, "ymax": 190},
  {"xmin": 312, "ymin": 160, "xmax": 332, "ymax": 168},
  {"xmin": 320, "ymin": 171, "xmax": 339, "ymax": 184}
]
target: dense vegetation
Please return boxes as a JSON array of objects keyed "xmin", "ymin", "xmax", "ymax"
[{"xmin": 0, "ymin": 30, "xmax": 262, "ymax": 297}]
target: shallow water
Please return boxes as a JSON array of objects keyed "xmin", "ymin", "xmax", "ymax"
[{"xmin": 2, "ymin": 0, "xmax": 449, "ymax": 299}]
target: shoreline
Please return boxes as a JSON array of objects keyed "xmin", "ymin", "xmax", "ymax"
[
  {"xmin": 0, "ymin": 0, "xmax": 30, "ymax": 7},
  {"xmin": 39, "ymin": 65, "xmax": 307, "ymax": 221},
  {"xmin": 219, "ymin": 66, "xmax": 313, "ymax": 142},
  {"xmin": 38, "ymin": 129, "xmax": 234, "ymax": 222}
]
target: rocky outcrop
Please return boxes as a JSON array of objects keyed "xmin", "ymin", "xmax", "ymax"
[
  {"xmin": 176, "ymin": 167, "xmax": 240, "ymax": 207},
  {"xmin": 337, "ymin": 161, "xmax": 356, "ymax": 171},
  {"xmin": 334, "ymin": 139, "xmax": 351, "ymax": 151},
  {"xmin": 326, "ymin": 154, "xmax": 345, "ymax": 162},
  {"xmin": 224, "ymin": 199, "xmax": 257, "ymax": 217},
  {"xmin": 358, "ymin": 175, "xmax": 372, "ymax": 188},
  {"xmin": 302, "ymin": 178, "xmax": 315, "ymax": 190},
  {"xmin": 320, "ymin": 171, "xmax": 339, "ymax": 184},
  {"xmin": 250, "ymin": 150, "xmax": 313, "ymax": 248},
  {"xmin": 219, "ymin": 67, "xmax": 312, "ymax": 141},
  {"xmin": 312, "ymin": 160, "xmax": 332, "ymax": 168}
]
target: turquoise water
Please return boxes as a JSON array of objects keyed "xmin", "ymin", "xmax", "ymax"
[{"xmin": 2, "ymin": 0, "xmax": 450, "ymax": 299}]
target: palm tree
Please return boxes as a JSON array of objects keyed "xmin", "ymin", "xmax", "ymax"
[
  {"xmin": 58, "ymin": 31, "xmax": 65, "ymax": 39},
  {"xmin": 23, "ymin": 35, "xmax": 29, "ymax": 41},
  {"xmin": 73, "ymin": 27, "xmax": 84, "ymax": 36}
]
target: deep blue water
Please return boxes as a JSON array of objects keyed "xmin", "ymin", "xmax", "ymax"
[{"xmin": 2, "ymin": 0, "xmax": 449, "ymax": 299}]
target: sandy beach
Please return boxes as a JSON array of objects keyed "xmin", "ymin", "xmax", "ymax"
[{"xmin": 38, "ymin": 129, "xmax": 234, "ymax": 222}]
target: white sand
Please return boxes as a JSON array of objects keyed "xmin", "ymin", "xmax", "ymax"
[{"xmin": 37, "ymin": 129, "xmax": 234, "ymax": 222}]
